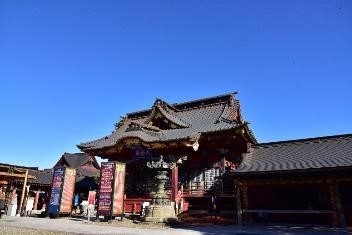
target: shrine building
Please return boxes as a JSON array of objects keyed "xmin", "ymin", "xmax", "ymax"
[{"xmin": 77, "ymin": 93, "xmax": 352, "ymax": 227}]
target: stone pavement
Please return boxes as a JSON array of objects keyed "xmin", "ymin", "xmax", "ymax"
[{"xmin": 0, "ymin": 215, "xmax": 350, "ymax": 235}]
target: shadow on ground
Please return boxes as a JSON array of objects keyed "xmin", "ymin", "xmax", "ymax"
[{"xmin": 67, "ymin": 214, "xmax": 350, "ymax": 235}]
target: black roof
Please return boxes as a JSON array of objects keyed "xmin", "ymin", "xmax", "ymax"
[
  {"xmin": 0, "ymin": 163, "xmax": 38, "ymax": 170},
  {"xmin": 57, "ymin": 153, "xmax": 100, "ymax": 169},
  {"xmin": 235, "ymin": 134, "xmax": 352, "ymax": 174},
  {"xmin": 28, "ymin": 169, "xmax": 53, "ymax": 186},
  {"xmin": 61, "ymin": 153, "xmax": 92, "ymax": 168},
  {"xmin": 78, "ymin": 93, "xmax": 256, "ymax": 153}
]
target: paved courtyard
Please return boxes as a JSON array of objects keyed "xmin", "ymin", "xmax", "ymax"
[{"xmin": 0, "ymin": 216, "xmax": 350, "ymax": 235}]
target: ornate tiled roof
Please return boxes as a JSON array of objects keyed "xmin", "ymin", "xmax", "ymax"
[
  {"xmin": 77, "ymin": 93, "xmax": 256, "ymax": 152},
  {"xmin": 235, "ymin": 134, "xmax": 352, "ymax": 174}
]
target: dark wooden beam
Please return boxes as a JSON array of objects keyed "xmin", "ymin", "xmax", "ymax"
[
  {"xmin": 236, "ymin": 185, "xmax": 242, "ymax": 225},
  {"xmin": 241, "ymin": 183, "xmax": 251, "ymax": 223},
  {"xmin": 327, "ymin": 179, "xmax": 346, "ymax": 228}
]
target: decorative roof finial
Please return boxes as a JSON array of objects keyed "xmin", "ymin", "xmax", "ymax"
[{"xmin": 155, "ymin": 97, "xmax": 163, "ymax": 106}]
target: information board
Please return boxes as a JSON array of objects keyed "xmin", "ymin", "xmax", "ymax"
[{"xmin": 98, "ymin": 162, "xmax": 114, "ymax": 216}]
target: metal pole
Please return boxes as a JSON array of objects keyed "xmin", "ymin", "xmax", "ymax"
[
  {"xmin": 18, "ymin": 169, "xmax": 28, "ymax": 215},
  {"xmin": 88, "ymin": 207, "xmax": 90, "ymax": 221}
]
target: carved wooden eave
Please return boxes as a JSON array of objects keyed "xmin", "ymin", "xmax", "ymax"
[
  {"xmin": 237, "ymin": 122, "xmax": 257, "ymax": 145},
  {"xmin": 0, "ymin": 171, "xmax": 36, "ymax": 179},
  {"xmin": 122, "ymin": 134, "xmax": 201, "ymax": 151},
  {"xmin": 126, "ymin": 122, "xmax": 162, "ymax": 132},
  {"xmin": 92, "ymin": 134, "xmax": 202, "ymax": 159}
]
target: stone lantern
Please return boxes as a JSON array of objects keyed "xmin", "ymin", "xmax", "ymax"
[{"xmin": 141, "ymin": 155, "xmax": 177, "ymax": 223}]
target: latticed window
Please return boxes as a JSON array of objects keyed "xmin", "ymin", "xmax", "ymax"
[
  {"xmin": 190, "ymin": 170, "xmax": 204, "ymax": 191},
  {"xmin": 189, "ymin": 168, "xmax": 221, "ymax": 192},
  {"xmin": 204, "ymin": 168, "xmax": 221, "ymax": 189}
]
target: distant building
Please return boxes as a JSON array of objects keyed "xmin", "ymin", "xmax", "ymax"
[
  {"xmin": 0, "ymin": 163, "xmax": 52, "ymax": 212},
  {"xmin": 233, "ymin": 134, "xmax": 352, "ymax": 227},
  {"xmin": 0, "ymin": 163, "xmax": 35, "ymax": 188},
  {"xmin": 54, "ymin": 153, "xmax": 100, "ymax": 201}
]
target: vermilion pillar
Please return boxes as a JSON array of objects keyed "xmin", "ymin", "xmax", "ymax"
[
  {"xmin": 171, "ymin": 166, "xmax": 178, "ymax": 202},
  {"xmin": 33, "ymin": 190, "xmax": 40, "ymax": 210}
]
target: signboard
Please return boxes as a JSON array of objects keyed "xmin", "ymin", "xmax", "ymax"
[
  {"xmin": 98, "ymin": 162, "xmax": 126, "ymax": 216},
  {"xmin": 133, "ymin": 147, "xmax": 151, "ymax": 159},
  {"xmin": 48, "ymin": 167, "xmax": 65, "ymax": 214},
  {"xmin": 60, "ymin": 168, "xmax": 76, "ymax": 213},
  {"xmin": 98, "ymin": 162, "xmax": 114, "ymax": 216},
  {"xmin": 88, "ymin": 191, "xmax": 96, "ymax": 206},
  {"xmin": 112, "ymin": 162, "xmax": 126, "ymax": 215}
]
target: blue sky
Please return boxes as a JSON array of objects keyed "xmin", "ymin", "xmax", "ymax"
[{"xmin": 0, "ymin": 0, "xmax": 351, "ymax": 169}]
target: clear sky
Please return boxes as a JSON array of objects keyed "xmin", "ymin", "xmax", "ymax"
[{"xmin": 0, "ymin": 0, "xmax": 351, "ymax": 169}]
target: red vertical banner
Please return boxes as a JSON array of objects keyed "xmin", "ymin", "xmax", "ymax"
[
  {"xmin": 171, "ymin": 166, "xmax": 178, "ymax": 202},
  {"xmin": 112, "ymin": 162, "xmax": 126, "ymax": 215},
  {"xmin": 60, "ymin": 168, "xmax": 76, "ymax": 213},
  {"xmin": 88, "ymin": 191, "xmax": 96, "ymax": 206}
]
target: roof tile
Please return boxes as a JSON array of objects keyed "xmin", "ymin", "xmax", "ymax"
[{"xmin": 236, "ymin": 134, "xmax": 352, "ymax": 173}]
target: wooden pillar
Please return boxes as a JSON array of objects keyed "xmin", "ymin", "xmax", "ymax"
[
  {"xmin": 42, "ymin": 196, "xmax": 47, "ymax": 210},
  {"xmin": 18, "ymin": 169, "xmax": 28, "ymax": 215},
  {"xmin": 242, "ymin": 183, "xmax": 251, "ymax": 223},
  {"xmin": 221, "ymin": 155, "xmax": 226, "ymax": 175},
  {"xmin": 33, "ymin": 190, "xmax": 40, "ymax": 210},
  {"xmin": 236, "ymin": 183, "xmax": 243, "ymax": 225},
  {"xmin": 328, "ymin": 179, "xmax": 346, "ymax": 228}
]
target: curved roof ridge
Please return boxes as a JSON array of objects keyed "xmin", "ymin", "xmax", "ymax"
[
  {"xmin": 144, "ymin": 98, "xmax": 191, "ymax": 128},
  {"xmin": 126, "ymin": 92, "xmax": 238, "ymax": 119},
  {"xmin": 215, "ymin": 97, "xmax": 241, "ymax": 124},
  {"xmin": 172, "ymin": 92, "xmax": 237, "ymax": 110}
]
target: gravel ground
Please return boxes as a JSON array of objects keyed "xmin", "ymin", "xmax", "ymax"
[
  {"xmin": 0, "ymin": 216, "xmax": 203, "ymax": 235},
  {"xmin": 0, "ymin": 216, "xmax": 350, "ymax": 235},
  {"xmin": 0, "ymin": 225, "xmax": 75, "ymax": 235}
]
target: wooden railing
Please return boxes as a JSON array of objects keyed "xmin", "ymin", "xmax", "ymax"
[
  {"xmin": 124, "ymin": 198, "xmax": 152, "ymax": 214},
  {"xmin": 243, "ymin": 209, "xmax": 334, "ymax": 214},
  {"xmin": 182, "ymin": 181, "xmax": 235, "ymax": 196},
  {"xmin": 241, "ymin": 209, "xmax": 335, "ymax": 224}
]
